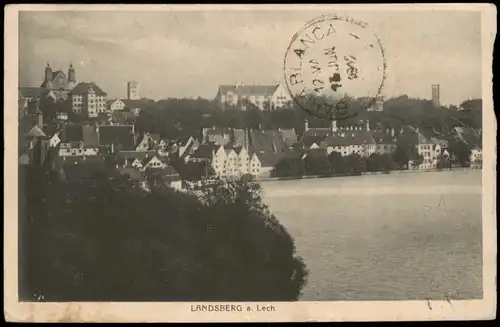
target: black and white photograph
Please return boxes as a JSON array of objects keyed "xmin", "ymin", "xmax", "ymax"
[{"xmin": 4, "ymin": 3, "xmax": 496, "ymax": 322}]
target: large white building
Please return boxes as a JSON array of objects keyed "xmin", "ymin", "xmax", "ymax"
[
  {"xmin": 215, "ymin": 83, "xmax": 292, "ymax": 110},
  {"xmin": 68, "ymin": 82, "xmax": 107, "ymax": 118}
]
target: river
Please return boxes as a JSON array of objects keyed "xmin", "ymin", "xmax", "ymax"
[{"xmin": 261, "ymin": 170, "xmax": 482, "ymax": 301}]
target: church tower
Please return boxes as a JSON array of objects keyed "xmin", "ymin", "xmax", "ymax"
[
  {"xmin": 68, "ymin": 63, "xmax": 76, "ymax": 90},
  {"xmin": 44, "ymin": 62, "xmax": 53, "ymax": 89}
]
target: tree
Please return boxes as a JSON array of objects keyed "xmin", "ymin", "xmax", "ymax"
[
  {"xmin": 436, "ymin": 153, "xmax": 449, "ymax": 170},
  {"xmin": 392, "ymin": 135, "xmax": 420, "ymax": 170},
  {"xmin": 328, "ymin": 151, "xmax": 349, "ymax": 174},
  {"xmin": 449, "ymin": 139, "xmax": 471, "ymax": 167},
  {"xmin": 366, "ymin": 153, "xmax": 382, "ymax": 172},
  {"xmin": 172, "ymin": 160, "xmax": 215, "ymax": 181},
  {"xmin": 345, "ymin": 154, "xmax": 366, "ymax": 174},
  {"xmin": 379, "ymin": 153, "xmax": 396, "ymax": 172},
  {"xmin": 303, "ymin": 154, "xmax": 332, "ymax": 176},
  {"xmin": 410, "ymin": 154, "xmax": 424, "ymax": 169},
  {"xmin": 271, "ymin": 157, "xmax": 305, "ymax": 178},
  {"xmin": 21, "ymin": 168, "xmax": 308, "ymax": 301}
]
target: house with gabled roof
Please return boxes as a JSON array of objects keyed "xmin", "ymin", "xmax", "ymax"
[
  {"xmin": 140, "ymin": 156, "xmax": 166, "ymax": 171},
  {"xmin": 202, "ymin": 127, "xmax": 232, "ymax": 146},
  {"xmin": 107, "ymin": 98, "xmax": 126, "ymax": 112},
  {"xmin": 114, "ymin": 150, "xmax": 157, "ymax": 168},
  {"xmin": 215, "ymin": 83, "xmax": 292, "ymax": 110}
]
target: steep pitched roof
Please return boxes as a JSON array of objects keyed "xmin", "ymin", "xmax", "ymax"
[
  {"xmin": 249, "ymin": 129, "xmax": 288, "ymax": 154},
  {"xmin": 61, "ymin": 124, "xmax": 83, "ymax": 142},
  {"xmin": 98, "ymin": 125, "xmax": 135, "ymax": 149},
  {"xmin": 191, "ymin": 143, "xmax": 219, "ymax": 159},
  {"xmin": 81, "ymin": 125, "xmax": 99, "ymax": 147},
  {"xmin": 141, "ymin": 156, "xmax": 155, "ymax": 166},
  {"xmin": 302, "ymin": 135, "xmax": 328, "ymax": 148},
  {"xmin": 302, "ymin": 128, "xmax": 333, "ymax": 138},
  {"xmin": 19, "ymin": 87, "xmax": 42, "ymax": 99},
  {"xmin": 256, "ymin": 152, "xmax": 287, "ymax": 167},
  {"xmin": 320, "ymin": 131, "xmax": 378, "ymax": 147},
  {"xmin": 219, "ymin": 85, "xmax": 278, "ymax": 97},
  {"xmin": 231, "ymin": 129, "xmax": 247, "ymax": 147},
  {"xmin": 26, "ymin": 125, "xmax": 46, "ymax": 138},
  {"xmin": 430, "ymin": 137, "xmax": 449, "ymax": 148},
  {"xmin": 69, "ymin": 82, "xmax": 107, "ymax": 96},
  {"xmin": 150, "ymin": 133, "xmax": 161, "ymax": 142},
  {"xmin": 371, "ymin": 131, "xmax": 396, "ymax": 145},
  {"xmin": 40, "ymin": 71, "xmax": 67, "ymax": 88},
  {"xmin": 279, "ymin": 128, "xmax": 298, "ymax": 147},
  {"xmin": 162, "ymin": 166, "xmax": 182, "ymax": 182}
]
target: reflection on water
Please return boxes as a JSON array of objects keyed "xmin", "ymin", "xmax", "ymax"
[{"xmin": 262, "ymin": 170, "xmax": 483, "ymax": 301}]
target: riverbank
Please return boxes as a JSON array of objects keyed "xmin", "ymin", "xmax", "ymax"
[{"xmin": 256, "ymin": 167, "xmax": 481, "ymax": 183}]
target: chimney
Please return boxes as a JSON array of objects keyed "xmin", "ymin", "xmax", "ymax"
[
  {"xmin": 305, "ymin": 119, "xmax": 309, "ymax": 131},
  {"xmin": 331, "ymin": 119, "xmax": 337, "ymax": 133}
]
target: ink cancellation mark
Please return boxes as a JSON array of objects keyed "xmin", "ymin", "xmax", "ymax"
[{"xmin": 283, "ymin": 14, "xmax": 387, "ymax": 121}]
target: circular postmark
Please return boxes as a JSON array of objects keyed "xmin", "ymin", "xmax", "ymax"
[{"xmin": 283, "ymin": 14, "xmax": 386, "ymax": 121}]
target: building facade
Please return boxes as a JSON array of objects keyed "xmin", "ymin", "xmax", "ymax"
[
  {"xmin": 107, "ymin": 99, "xmax": 127, "ymax": 112},
  {"xmin": 127, "ymin": 81, "xmax": 140, "ymax": 100},
  {"xmin": 40, "ymin": 63, "xmax": 77, "ymax": 101},
  {"xmin": 215, "ymin": 83, "xmax": 292, "ymax": 110},
  {"xmin": 68, "ymin": 82, "xmax": 107, "ymax": 118}
]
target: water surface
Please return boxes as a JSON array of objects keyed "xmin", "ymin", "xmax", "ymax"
[{"xmin": 262, "ymin": 170, "xmax": 482, "ymax": 301}]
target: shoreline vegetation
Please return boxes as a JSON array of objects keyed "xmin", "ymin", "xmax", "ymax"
[
  {"xmin": 258, "ymin": 166, "xmax": 482, "ymax": 183},
  {"xmin": 20, "ymin": 166, "xmax": 309, "ymax": 302}
]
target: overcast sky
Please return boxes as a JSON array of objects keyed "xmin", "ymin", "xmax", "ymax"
[{"xmin": 19, "ymin": 9, "xmax": 482, "ymax": 105}]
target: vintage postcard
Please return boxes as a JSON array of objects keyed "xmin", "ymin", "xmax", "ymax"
[{"xmin": 4, "ymin": 3, "xmax": 497, "ymax": 322}]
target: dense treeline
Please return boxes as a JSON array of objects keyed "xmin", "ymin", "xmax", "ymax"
[
  {"xmin": 131, "ymin": 96, "xmax": 482, "ymax": 140},
  {"xmin": 35, "ymin": 94, "xmax": 482, "ymax": 141},
  {"xmin": 20, "ymin": 166, "xmax": 308, "ymax": 301},
  {"xmin": 271, "ymin": 141, "xmax": 472, "ymax": 179}
]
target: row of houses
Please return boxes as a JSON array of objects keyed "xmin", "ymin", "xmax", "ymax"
[{"xmin": 197, "ymin": 119, "xmax": 483, "ymax": 171}]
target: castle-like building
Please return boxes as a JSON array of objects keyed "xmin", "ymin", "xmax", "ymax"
[{"xmin": 40, "ymin": 62, "xmax": 77, "ymax": 101}]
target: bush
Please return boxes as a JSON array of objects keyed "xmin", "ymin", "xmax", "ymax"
[
  {"xmin": 271, "ymin": 157, "xmax": 305, "ymax": 178},
  {"xmin": 21, "ymin": 167, "xmax": 308, "ymax": 301}
]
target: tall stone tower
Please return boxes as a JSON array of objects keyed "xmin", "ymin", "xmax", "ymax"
[
  {"xmin": 432, "ymin": 84, "xmax": 440, "ymax": 108},
  {"xmin": 44, "ymin": 62, "xmax": 53, "ymax": 89},
  {"xmin": 127, "ymin": 81, "xmax": 139, "ymax": 100},
  {"xmin": 67, "ymin": 63, "xmax": 76, "ymax": 90}
]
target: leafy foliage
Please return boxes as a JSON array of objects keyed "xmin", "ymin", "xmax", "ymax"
[
  {"xmin": 271, "ymin": 157, "xmax": 305, "ymax": 178},
  {"xmin": 20, "ymin": 167, "xmax": 308, "ymax": 301}
]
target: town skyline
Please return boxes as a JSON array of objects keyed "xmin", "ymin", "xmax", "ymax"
[{"xmin": 19, "ymin": 9, "xmax": 481, "ymax": 106}]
